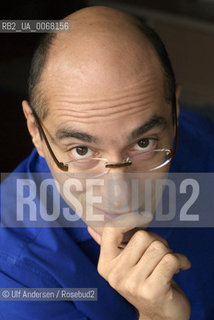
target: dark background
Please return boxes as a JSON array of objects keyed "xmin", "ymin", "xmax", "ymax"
[
  {"xmin": 1, "ymin": 0, "xmax": 214, "ymax": 174},
  {"xmin": 0, "ymin": 0, "xmax": 87, "ymax": 174}
]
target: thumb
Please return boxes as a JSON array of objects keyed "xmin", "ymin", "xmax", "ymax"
[{"xmin": 87, "ymin": 226, "xmax": 101, "ymax": 245}]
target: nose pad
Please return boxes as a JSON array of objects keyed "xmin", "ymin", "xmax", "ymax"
[
  {"xmin": 105, "ymin": 159, "xmax": 132, "ymax": 169},
  {"xmin": 104, "ymin": 158, "xmax": 132, "ymax": 177}
]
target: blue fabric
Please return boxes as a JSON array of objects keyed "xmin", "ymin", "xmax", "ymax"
[{"xmin": 0, "ymin": 110, "xmax": 214, "ymax": 320}]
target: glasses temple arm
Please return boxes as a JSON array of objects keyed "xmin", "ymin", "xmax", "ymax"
[
  {"xmin": 31, "ymin": 110, "xmax": 68, "ymax": 172},
  {"xmin": 168, "ymin": 108, "xmax": 178, "ymax": 159}
]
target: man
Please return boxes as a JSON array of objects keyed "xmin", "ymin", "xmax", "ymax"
[{"xmin": 1, "ymin": 6, "xmax": 214, "ymax": 320}]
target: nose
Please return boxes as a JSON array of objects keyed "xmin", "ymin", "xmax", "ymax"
[
  {"xmin": 101, "ymin": 155, "xmax": 132, "ymax": 176},
  {"xmin": 102, "ymin": 160, "xmax": 133, "ymax": 212}
]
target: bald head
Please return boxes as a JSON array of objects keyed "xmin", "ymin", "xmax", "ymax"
[{"xmin": 28, "ymin": 6, "xmax": 176, "ymax": 121}]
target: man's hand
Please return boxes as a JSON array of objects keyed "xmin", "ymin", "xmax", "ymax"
[{"xmin": 88, "ymin": 213, "xmax": 191, "ymax": 320}]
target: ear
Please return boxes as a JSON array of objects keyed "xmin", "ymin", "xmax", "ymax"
[
  {"xmin": 22, "ymin": 100, "xmax": 45, "ymax": 158},
  {"xmin": 175, "ymin": 84, "xmax": 181, "ymax": 124}
]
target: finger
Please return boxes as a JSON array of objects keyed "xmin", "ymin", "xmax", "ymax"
[
  {"xmin": 130, "ymin": 240, "xmax": 172, "ymax": 280},
  {"xmin": 114, "ymin": 230, "xmax": 169, "ymax": 269},
  {"xmin": 120, "ymin": 229, "xmax": 169, "ymax": 249},
  {"xmin": 87, "ymin": 226, "xmax": 101, "ymax": 245},
  {"xmin": 148, "ymin": 253, "xmax": 191, "ymax": 294},
  {"xmin": 100, "ymin": 212, "xmax": 153, "ymax": 261}
]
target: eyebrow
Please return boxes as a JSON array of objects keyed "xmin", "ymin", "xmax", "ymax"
[
  {"xmin": 130, "ymin": 115, "xmax": 167, "ymax": 140},
  {"xmin": 55, "ymin": 115, "xmax": 167, "ymax": 144},
  {"xmin": 55, "ymin": 128, "xmax": 98, "ymax": 143}
]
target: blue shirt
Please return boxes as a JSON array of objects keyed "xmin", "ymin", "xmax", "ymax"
[{"xmin": 0, "ymin": 110, "xmax": 214, "ymax": 320}]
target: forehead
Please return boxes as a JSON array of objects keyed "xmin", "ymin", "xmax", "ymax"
[
  {"xmin": 42, "ymin": 67, "xmax": 169, "ymax": 143},
  {"xmin": 44, "ymin": 88, "xmax": 171, "ymax": 150},
  {"xmin": 41, "ymin": 27, "xmax": 168, "ymax": 136},
  {"xmin": 45, "ymin": 72, "xmax": 166, "ymax": 120}
]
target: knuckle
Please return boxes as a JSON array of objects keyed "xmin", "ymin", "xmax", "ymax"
[
  {"xmin": 142, "ymin": 281, "xmax": 157, "ymax": 302},
  {"xmin": 162, "ymin": 253, "xmax": 179, "ymax": 267},
  {"xmin": 108, "ymin": 270, "xmax": 121, "ymax": 289},
  {"xmin": 150, "ymin": 232, "xmax": 169, "ymax": 247},
  {"xmin": 131, "ymin": 230, "xmax": 149, "ymax": 243},
  {"xmin": 124, "ymin": 276, "xmax": 137, "ymax": 295},
  {"xmin": 149, "ymin": 240, "xmax": 168, "ymax": 253}
]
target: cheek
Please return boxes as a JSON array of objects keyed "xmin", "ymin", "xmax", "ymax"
[{"xmin": 48, "ymin": 172, "xmax": 107, "ymax": 227}]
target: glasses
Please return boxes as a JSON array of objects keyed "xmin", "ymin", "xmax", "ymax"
[{"xmin": 32, "ymin": 109, "xmax": 177, "ymax": 176}]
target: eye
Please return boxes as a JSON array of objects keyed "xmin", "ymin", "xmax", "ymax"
[
  {"xmin": 134, "ymin": 138, "xmax": 157, "ymax": 152},
  {"xmin": 69, "ymin": 146, "xmax": 93, "ymax": 160}
]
